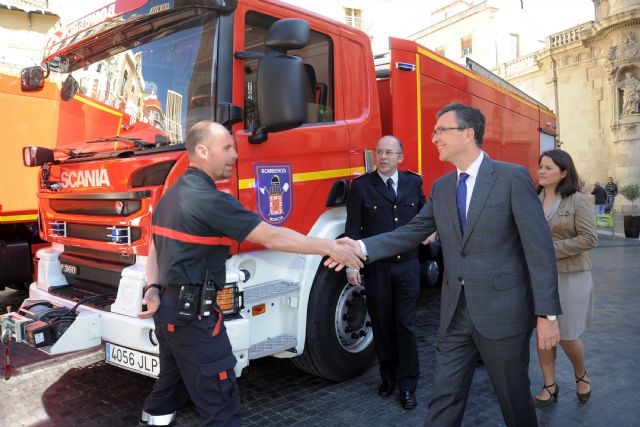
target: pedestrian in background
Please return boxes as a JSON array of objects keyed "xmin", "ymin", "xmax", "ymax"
[
  {"xmin": 535, "ymin": 149, "xmax": 597, "ymax": 407},
  {"xmin": 605, "ymin": 177, "xmax": 618, "ymax": 213},
  {"xmin": 590, "ymin": 182, "xmax": 607, "ymax": 214},
  {"xmin": 345, "ymin": 135, "xmax": 425, "ymax": 410}
]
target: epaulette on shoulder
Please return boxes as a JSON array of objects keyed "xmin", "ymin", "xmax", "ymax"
[
  {"xmin": 352, "ymin": 171, "xmax": 374, "ymax": 181},
  {"xmin": 403, "ymin": 169, "xmax": 423, "ymax": 180}
]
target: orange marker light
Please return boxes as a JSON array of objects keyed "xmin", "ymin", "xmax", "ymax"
[
  {"xmin": 251, "ymin": 304, "xmax": 266, "ymax": 316},
  {"xmin": 216, "ymin": 286, "xmax": 238, "ymax": 314}
]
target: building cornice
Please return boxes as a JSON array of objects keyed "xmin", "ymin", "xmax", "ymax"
[
  {"xmin": 0, "ymin": 0, "xmax": 54, "ymax": 15},
  {"xmin": 407, "ymin": 3, "xmax": 496, "ymax": 40},
  {"xmin": 581, "ymin": 9, "xmax": 640, "ymax": 45},
  {"xmin": 431, "ymin": 0, "xmax": 474, "ymax": 16}
]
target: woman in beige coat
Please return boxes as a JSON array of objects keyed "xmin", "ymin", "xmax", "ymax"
[{"xmin": 534, "ymin": 149, "xmax": 598, "ymax": 407}]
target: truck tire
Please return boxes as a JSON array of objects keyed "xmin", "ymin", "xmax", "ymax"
[
  {"xmin": 422, "ymin": 258, "xmax": 443, "ymax": 287},
  {"xmin": 420, "ymin": 241, "xmax": 443, "ymax": 287},
  {"xmin": 291, "ymin": 264, "xmax": 375, "ymax": 381}
]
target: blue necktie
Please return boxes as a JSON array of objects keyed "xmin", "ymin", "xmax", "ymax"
[
  {"xmin": 386, "ymin": 177, "xmax": 396, "ymax": 201},
  {"xmin": 457, "ymin": 172, "xmax": 469, "ymax": 234}
]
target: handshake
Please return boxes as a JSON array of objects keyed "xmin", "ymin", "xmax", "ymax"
[{"xmin": 324, "ymin": 237, "xmax": 365, "ymax": 271}]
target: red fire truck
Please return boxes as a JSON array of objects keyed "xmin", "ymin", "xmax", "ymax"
[
  {"xmin": 1, "ymin": 0, "xmax": 556, "ymax": 381},
  {"xmin": 0, "ymin": 72, "xmax": 58, "ymax": 290}
]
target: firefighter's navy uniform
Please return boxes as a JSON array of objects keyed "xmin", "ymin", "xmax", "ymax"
[
  {"xmin": 141, "ymin": 167, "xmax": 261, "ymax": 427},
  {"xmin": 344, "ymin": 170, "xmax": 425, "ymax": 395}
]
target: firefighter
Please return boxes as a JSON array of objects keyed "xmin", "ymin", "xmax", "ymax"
[
  {"xmin": 344, "ymin": 135, "xmax": 425, "ymax": 409},
  {"xmin": 137, "ymin": 121, "xmax": 363, "ymax": 426}
]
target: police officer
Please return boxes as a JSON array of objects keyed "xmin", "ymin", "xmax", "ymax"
[
  {"xmin": 138, "ymin": 121, "xmax": 363, "ymax": 426},
  {"xmin": 344, "ymin": 135, "xmax": 425, "ymax": 410}
]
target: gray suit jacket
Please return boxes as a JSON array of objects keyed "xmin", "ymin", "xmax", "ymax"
[{"xmin": 363, "ymin": 156, "xmax": 560, "ymax": 339}]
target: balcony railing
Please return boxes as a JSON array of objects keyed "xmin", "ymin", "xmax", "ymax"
[
  {"xmin": 492, "ymin": 51, "xmax": 540, "ymax": 79},
  {"xmin": 344, "ymin": 16, "xmax": 371, "ymax": 33},
  {"xmin": 549, "ymin": 25, "xmax": 585, "ymax": 49}
]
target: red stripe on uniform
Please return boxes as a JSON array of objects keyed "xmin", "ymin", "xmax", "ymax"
[
  {"xmin": 152, "ymin": 225, "xmax": 234, "ymax": 246},
  {"xmin": 212, "ymin": 306, "xmax": 223, "ymax": 338}
]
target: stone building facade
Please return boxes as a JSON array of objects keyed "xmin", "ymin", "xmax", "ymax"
[
  {"xmin": 0, "ymin": 1, "xmax": 58, "ymax": 73},
  {"xmin": 493, "ymin": 0, "xmax": 640, "ymax": 213}
]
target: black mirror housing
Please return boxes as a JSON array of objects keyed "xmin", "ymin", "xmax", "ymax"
[
  {"xmin": 242, "ymin": 18, "xmax": 310, "ymax": 136},
  {"xmin": 265, "ymin": 18, "xmax": 310, "ymax": 52},
  {"xmin": 23, "ymin": 146, "xmax": 54, "ymax": 167},
  {"xmin": 256, "ymin": 54, "xmax": 306, "ymax": 132},
  {"xmin": 21, "ymin": 66, "xmax": 46, "ymax": 92},
  {"xmin": 61, "ymin": 75, "xmax": 79, "ymax": 101}
]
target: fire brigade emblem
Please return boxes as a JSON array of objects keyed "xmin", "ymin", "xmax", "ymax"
[{"xmin": 255, "ymin": 164, "xmax": 293, "ymax": 225}]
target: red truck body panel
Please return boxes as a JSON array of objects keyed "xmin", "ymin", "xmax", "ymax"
[{"xmin": 376, "ymin": 38, "xmax": 555, "ymax": 193}]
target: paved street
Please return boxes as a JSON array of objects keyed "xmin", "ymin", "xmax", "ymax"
[{"xmin": 1, "ymin": 234, "xmax": 639, "ymax": 427}]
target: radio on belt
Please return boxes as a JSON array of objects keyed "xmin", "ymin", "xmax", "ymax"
[{"xmin": 176, "ymin": 269, "xmax": 218, "ymax": 321}]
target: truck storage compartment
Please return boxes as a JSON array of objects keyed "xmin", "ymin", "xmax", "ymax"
[{"xmin": 0, "ymin": 239, "xmax": 31, "ymax": 286}]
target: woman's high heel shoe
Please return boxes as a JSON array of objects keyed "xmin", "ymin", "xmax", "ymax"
[
  {"xmin": 575, "ymin": 371, "xmax": 591, "ymax": 404},
  {"xmin": 533, "ymin": 383, "xmax": 559, "ymax": 407}
]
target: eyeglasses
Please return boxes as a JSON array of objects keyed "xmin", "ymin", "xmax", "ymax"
[
  {"xmin": 375, "ymin": 149, "xmax": 402, "ymax": 157},
  {"xmin": 432, "ymin": 127, "xmax": 468, "ymax": 138}
]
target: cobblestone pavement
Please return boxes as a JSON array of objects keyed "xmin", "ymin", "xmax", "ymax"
[{"xmin": 1, "ymin": 235, "xmax": 639, "ymax": 427}]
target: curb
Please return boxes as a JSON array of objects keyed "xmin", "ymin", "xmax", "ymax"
[{"xmin": 597, "ymin": 228, "xmax": 640, "ymax": 240}]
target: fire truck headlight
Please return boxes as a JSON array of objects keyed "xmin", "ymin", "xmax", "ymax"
[
  {"xmin": 49, "ymin": 221, "xmax": 66, "ymax": 237},
  {"xmin": 107, "ymin": 226, "xmax": 131, "ymax": 244}
]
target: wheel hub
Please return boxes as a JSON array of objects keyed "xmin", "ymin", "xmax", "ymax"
[{"xmin": 334, "ymin": 284, "xmax": 373, "ymax": 353}]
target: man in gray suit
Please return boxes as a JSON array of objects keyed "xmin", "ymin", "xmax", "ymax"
[{"xmin": 333, "ymin": 103, "xmax": 561, "ymax": 426}]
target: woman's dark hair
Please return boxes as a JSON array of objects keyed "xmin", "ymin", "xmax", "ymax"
[{"xmin": 537, "ymin": 149, "xmax": 583, "ymax": 198}]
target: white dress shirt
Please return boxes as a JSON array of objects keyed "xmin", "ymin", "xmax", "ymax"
[
  {"xmin": 378, "ymin": 169, "xmax": 399, "ymax": 195},
  {"xmin": 457, "ymin": 152, "xmax": 485, "ymax": 217}
]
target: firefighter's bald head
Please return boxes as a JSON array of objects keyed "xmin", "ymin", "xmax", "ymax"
[{"xmin": 186, "ymin": 121, "xmax": 237, "ymax": 180}]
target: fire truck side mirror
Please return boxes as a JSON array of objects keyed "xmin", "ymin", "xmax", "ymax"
[
  {"xmin": 252, "ymin": 18, "xmax": 309, "ymax": 138},
  {"xmin": 264, "ymin": 19, "xmax": 309, "ymax": 53},
  {"xmin": 22, "ymin": 146, "xmax": 54, "ymax": 167},
  {"xmin": 20, "ymin": 66, "xmax": 48, "ymax": 92},
  {"xmin": 61, "ymin": 75, "xmax": 79, "ymax": 101},
  {"xmin": 255, "ymin": 54, "xmax": 306, "ymax": 133}
]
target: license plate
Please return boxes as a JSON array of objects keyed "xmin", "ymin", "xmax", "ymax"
[
  {"xmin": 61, "ymin": 263, "xmax": 78, "ymax": 275},
  {"xmin": 105, "ymin": 342, "xmax": 159, "ymax": 377}
]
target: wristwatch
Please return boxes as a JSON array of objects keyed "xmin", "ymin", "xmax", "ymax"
[{"xmin": 537, "ymin": 315, "xmax": 557, "ymax": 321}]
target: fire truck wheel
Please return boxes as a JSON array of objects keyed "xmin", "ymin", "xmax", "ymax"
[
  {"xmin": 422, "ymin": 259, "xmax": 443, "ymax": 287},
  {"xmin": 291, "ymin": 265, "xmax": 375, "ymax": 381}
]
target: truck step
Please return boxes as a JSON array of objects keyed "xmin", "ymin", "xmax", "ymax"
[
  {"xmin": 243, "ymin": 280, "xmax": 299, "ymax": 305},
  {"xmin": 249, "ymin": 334, "xmax": 297, "ymax": 359},
  {"xmin": 49, "ymin": 286, "xmax": 115, "ymax": 311}
]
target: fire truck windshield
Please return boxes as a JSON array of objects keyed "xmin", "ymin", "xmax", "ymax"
[{"xmin": 54, "ymin": 11, "xmax": 219, "ymax": 146}]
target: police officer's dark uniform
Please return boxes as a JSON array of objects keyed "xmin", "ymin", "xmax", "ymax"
[
  {"xmin": 141, "ymin": 167, "xmax": 261, "ymax": 427},
  {"xmin": 345, "ymin": 170, "xmax": 425, "ymax": 399}
]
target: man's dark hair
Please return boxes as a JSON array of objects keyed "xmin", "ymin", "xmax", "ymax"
[
  {"xmin": 436, "ymin": 103, "xmax": 485, "ymax": 147},
  {"xmin": 537, "ymin": 149, "xmax": 583, "ymax": 198},
  {"xmin": 185, "ymin": 121, "xmax": 214, "ymax": 155}
]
